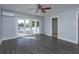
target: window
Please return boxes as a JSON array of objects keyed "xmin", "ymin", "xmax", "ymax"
[
  {"xmin": 36, "ymin": 21, "xmax": 39, "ymax": 27},
  {"xmin": 32, "ymin": 21, "xmax": 35, "ymax": 27}
]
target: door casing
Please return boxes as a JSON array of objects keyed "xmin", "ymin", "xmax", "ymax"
[{"xmin": 52, "ymin": 16, "xmax": 59, "ymax": 38}]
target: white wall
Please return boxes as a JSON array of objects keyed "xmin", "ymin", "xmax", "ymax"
[
  {"xmin": 42, "ymin": 16, "xmax": 52, "ymax": 36},
  {"xmin": 42, "ymin": 8, "xmax": 78, "ymax": 44},
  {"xmin": 1, "ymin": 11, "xmax": 43, "ymax": 40},
  {"xmin": 2, "ymin": 16, "xmax": 17, "ymax": 39}
]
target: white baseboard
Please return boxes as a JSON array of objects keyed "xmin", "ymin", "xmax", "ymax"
[
  {"xmin": 2, "ymin": 36, "xmax": 19, "ymax": 40},
  {"xmin": 58, "ymin": 37, "xmax": 78, "ymax": 44}
]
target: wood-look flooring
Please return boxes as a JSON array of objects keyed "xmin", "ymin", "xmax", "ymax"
[{"xmin": 0, "ymin": 34, "xmax": 79, "ymax": 54}]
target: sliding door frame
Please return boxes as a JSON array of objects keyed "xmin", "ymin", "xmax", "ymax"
[
  {"xmin": 76, "ymin": 12, "xmax": 78, "ymax": 44},
  {"xmin": 16, "ymin": 17, "xmax": 40, "ymax": 37}
]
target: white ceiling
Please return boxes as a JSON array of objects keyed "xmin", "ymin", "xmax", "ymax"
[{"xmin": 0, "ymin": 4, "xmax": 78, "ymax": 16}]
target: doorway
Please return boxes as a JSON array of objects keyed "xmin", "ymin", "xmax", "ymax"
[{"xmin": 52, "ymin": 17, "xmax": 58, "ymax": 38}]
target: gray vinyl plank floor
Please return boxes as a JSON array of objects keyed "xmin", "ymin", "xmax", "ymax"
[{"xmin": 0, "ymin": 34, "xmax": 79, "ymax": 54}]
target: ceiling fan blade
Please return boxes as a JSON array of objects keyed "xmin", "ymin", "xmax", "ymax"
[
  {"xmin": 42, "ymin": 7, "xmax": 51, "ymax": 10},
  {"xmin": 41, "ymin": 9, "xmax": 46, "ymax": 13}
]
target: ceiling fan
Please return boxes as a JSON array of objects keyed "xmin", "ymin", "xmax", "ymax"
[{"xmin": 29, "ymin": 4, "xmax": 51, "ymax": 13}]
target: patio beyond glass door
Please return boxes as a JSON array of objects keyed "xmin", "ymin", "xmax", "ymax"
[
  {"xmin": 17, "ymin": 18, "xmax": 40, "ymax": 37},
  {"xmin": 18, "ymin": 19, "xmax": 25, "ymax": 36},
  {"xmin": 25, "ymin": 19, "xmax": 32, "ymax": 36}
]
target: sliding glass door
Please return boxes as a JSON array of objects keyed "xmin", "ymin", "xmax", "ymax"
[
  {"xmin": 18, "ymin": 18, "xmax": 25, "ymax": 36},
  {"xmin": 31, "ymin": 20, "xmax": 40, "ymax": 34},
  {"xmin": 17, "ymin": 18, "xmax": 40, "ymax": 37},
  {"xmin": 36, "ymin": 20, "xmax": 40, "ymax": 34},
  {"xmin": 25, "ymin": 19, "xmax": 32, "ymax": 36}
]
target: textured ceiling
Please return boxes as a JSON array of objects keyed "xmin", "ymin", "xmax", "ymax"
[{"xmin": 0, "ymin": 4, "xmax": 78, "ymax": 16}]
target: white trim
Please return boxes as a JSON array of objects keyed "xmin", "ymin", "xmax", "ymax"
[
  {"xmin": 52, "ymin": 16, "xmax": 59, "ymax": 38},
  {"xmin": 2, "ymin": 36, "xmax": 19, "ymax": 40},
  {"xmin": 15, "ymin": 17, "xmax": 18, "ymax": 37},
  {"xmin": 76, "ymin": 12, "xmax": 78, "ymax": 44},
  {"xmin": 58, "ymin": 37, "xmax": 78, "ymax": 44}
]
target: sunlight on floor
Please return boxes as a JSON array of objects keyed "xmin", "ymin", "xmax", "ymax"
[{"xmin": 23, "ymin": 36, "xmax": 37, "ymax": 39}]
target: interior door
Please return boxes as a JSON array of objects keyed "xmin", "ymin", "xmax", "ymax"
[{"xmin": 52, "ymin": 17, "xmax": 58, "ymax": 38}]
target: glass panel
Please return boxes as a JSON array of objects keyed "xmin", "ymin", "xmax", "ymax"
[
  {"xmin": 18, "ymin": 19, "xmax": 25, "ymax": 36},
  {"xmin": 31, "ymin": 20, "xmax": 36, "ymax": 34},
  {"xmin": 36, "ymin": 21, "xmax": 40, "ymax": 34},
  {"xmin": 25, "ymin": 19, "xmax": 31, "ymax": 36},
  {"xmin": 31, "ymin": 21, "xmax": 35, "ymax": 27},
  {"xmin": 37, "ymin": 21, "xmax": 39, "ymax": 27}
]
